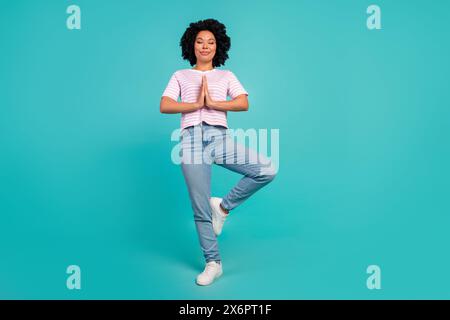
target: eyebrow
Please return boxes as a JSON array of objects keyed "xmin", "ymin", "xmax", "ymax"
[{"xmin": 196, "ymin": 37, "xmax": 216, "ymax": 41}]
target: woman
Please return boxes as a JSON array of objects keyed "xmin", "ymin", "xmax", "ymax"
[{"xmin": 160, "ymin": 18, "xmax": 277, "ymax": 286}]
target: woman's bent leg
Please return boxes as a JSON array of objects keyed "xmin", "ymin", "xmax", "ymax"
[{"xmin": 214, "ymin": 134, "xmax": 277, "ymax": 212}]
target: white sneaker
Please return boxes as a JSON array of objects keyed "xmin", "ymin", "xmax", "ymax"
[
  {"xmin": 196, "ymin": 261, "xmax": 223, "ymax": 286},
  {"xmin": 210, "ymin": 197, "xmax": 228, "ymax": 236}
]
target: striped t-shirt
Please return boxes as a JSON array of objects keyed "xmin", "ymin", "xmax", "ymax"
[{"xmin": 161, "ymin": 68, "xmax": 248, "ymax": 129}]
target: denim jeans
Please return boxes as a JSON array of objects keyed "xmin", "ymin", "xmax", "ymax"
[{"xmin": 180, "ymin": 121, "xmax": 277, "ymax": 263}]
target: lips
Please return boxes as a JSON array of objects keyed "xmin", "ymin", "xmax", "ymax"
[{"xmin": 200, "ymin": 51, "xmax": 210, "ymax": 56}]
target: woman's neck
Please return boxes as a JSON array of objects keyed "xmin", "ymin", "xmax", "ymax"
[{"xmin": 193, "ymin": 62, "xmax": 214, "ymax": 71}]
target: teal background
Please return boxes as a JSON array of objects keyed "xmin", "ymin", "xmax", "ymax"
[{"xmin": 1, "ymin": 0, "xmax": 449, "ymax": 299}]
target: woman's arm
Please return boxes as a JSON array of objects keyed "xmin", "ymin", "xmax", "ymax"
[
  {"xmin": 160, "ymin": 76, "xmax": 206, "ymax": 114},
  {"xmin": 203, "ymin": 75, "xmax": 249, "ymax": 112},
  {"xmin": 205, "ymin": 94, "xmax": 249, "ymax": 112},
  {"xmin": 160, "ymin": 96, "xmax": 201, "ymax": 114}
]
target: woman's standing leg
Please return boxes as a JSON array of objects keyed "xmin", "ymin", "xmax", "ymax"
[{"xmin": 181, "ymin": 125, "xmax": 221, "ymax": 263}]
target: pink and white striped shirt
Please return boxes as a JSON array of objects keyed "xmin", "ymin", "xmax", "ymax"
[{"xmin": 161, "ymin": 68, "xmax": 248, "ymax": 130}]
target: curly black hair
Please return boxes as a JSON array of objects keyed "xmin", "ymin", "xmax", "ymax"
[{"xmin": 180, "ymin": 19, "xmax": 231, "ymax": 67}]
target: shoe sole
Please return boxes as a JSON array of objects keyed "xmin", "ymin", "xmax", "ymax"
[{"xmin": 210, "ymin": 198, "xmax": 224, "ymax": 236}]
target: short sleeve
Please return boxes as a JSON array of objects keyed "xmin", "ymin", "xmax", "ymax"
[
  {"xmin": 227, "ymin": 71, "xmax": 248, "ymax": 99},
  {"xmin": 161, "ymin": 72, "xmax": 180, "ymax": 101}
]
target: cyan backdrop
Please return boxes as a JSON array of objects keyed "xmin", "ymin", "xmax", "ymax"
[{"xmin": 1, "ymin": 0, "xmax": 449, "ymax": 299}]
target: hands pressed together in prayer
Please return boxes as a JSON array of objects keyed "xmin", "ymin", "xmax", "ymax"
[
  {"xmin": 194, "ymin": 75, "xmax": 248, "ymax": 112},
  {"xmin": 195, "ymin": 75, "xmax": 216, "ymax": 110},
  {"xmin": 160, "ymin": 74, "xmax": 248, "ymax": 114}
]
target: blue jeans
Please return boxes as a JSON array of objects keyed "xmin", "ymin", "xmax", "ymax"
[{"xmin": 180, "ymin": 121, "xmax": 277, "ymax": 263}]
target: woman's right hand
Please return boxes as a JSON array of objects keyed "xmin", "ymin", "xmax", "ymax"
[{"xmin": 195, "ymin": 76, "xmax": 206, "ymax": 110}]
